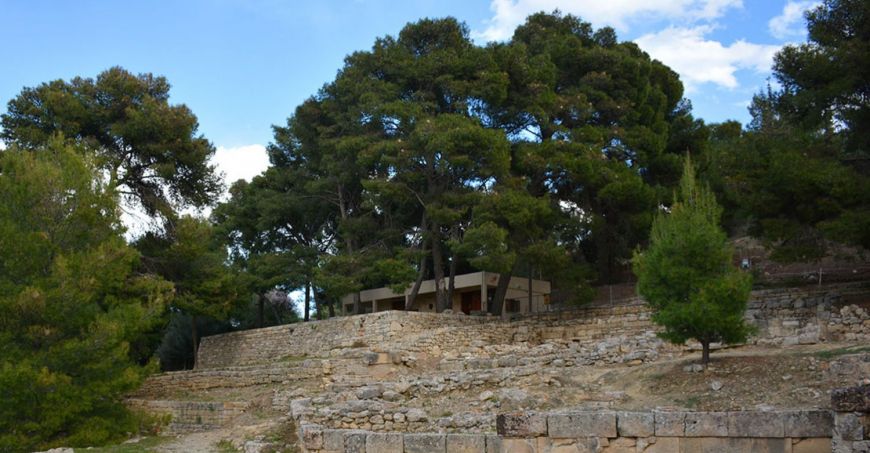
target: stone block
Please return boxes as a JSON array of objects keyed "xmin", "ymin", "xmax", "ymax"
[
  {"xmin": 548, "ymin": 411, "xmax": 616, "ymax": 438},
  {"xmin": 485, "ymin": 435, "xmax": 503, "ymax": 453},
  {"xmin": 784, "ymin": 410, "xmax": 833, "ymax": 437},
  {"xmin": 835, "ymin": 412, "xmax": 865, "ymax": 441},
  {"xmin": 404, "ymin": 433, "xmax": 446, "ymax": 453},
  {"xmin": 654, "ymin": 411, "xmax": 686, "ymax": 436},
  {"xmin": 679, "ymin": 437, "xmax": 788, "ymax": 453},
  {"xmin": 728, "ymin": 411, "xmax": 785, "ymax": 437},
  {"xmin": 536, "ymin": 437, "xmax": 600, "ymax": 453},
  {"xmin": 367, "ymin": 432, "xmax": 403, "ymax": 453},
  {"xmin": 323, "ymin": 429, "xmax": 346, "ymax": 451},
  {"xmin": 832, "ymin": 384, "xmax": 870, "ymax": 412},
  {"xmin": 498, "ymin": 438, "xmax": 536, "ymax": 453},
  {"xmin": 792, "ymin": 437, "xmax": 832, "ymax": 453},
  {"xmin": 301, "ymin": 424, "xmax": 323, "ymax": 450},
  {"xmin": 684, "ymin": 411, "xmax": 728, "ymax": 437},
  {"xmin": 617, "ymin": 411, "xmax": 654, "ymax": 437},
  {"xmin": 344, "ymin": 431, "xmax": 366, "ymax": 453},
  {"xmin": 643, "ymin": 437, "xmax": 680, "ymax": 453},
  {"xmin": 447, "ymin": 434, "xmax": 486, "ymax": 453},
  {"xmin": 497, "ymin": 412, "xmax": 548, "ymax": 437}
]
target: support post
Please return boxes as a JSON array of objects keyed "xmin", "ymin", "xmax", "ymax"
[{"xmin": 481, "ymin": 272, "xmax": 488, "ymax": 313}]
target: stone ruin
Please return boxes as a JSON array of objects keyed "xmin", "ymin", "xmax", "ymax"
[{"xmin": 126, "ymin": 283, "xmax": 870, "ymax": 452}]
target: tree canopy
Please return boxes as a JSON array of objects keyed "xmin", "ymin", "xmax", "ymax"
[{"xmin": 1, "ymin": 67, "xmax": 222, "ymax": 225}]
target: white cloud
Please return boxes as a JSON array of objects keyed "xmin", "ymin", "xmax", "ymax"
[
  {"xmin": 768, "ymin": 1, "xmax": 818, "ymax": 40},
  {"xmin": 473, "ymin": 0, "xmax": 743, "ymax": 42},
  {"xmin": 634, "ymin": 26, "xmax": 780, "ymax": 92},
  {"xmin": 212, "ymin": 144, "xmax": 270, "ymax": 191}
]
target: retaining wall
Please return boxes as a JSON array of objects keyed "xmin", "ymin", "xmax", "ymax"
[
  {"xmin": 299, "ymin": 409, "xmax": 833, "ymax": 452},
  {"xmin": 196, "ymin": 284, "xmax": 870, "ymax": 369}
]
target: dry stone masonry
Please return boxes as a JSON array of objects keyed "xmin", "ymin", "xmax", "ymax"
[{"xmin": 126, "ymin": 283, "xmax": 870, "ymax": 451}]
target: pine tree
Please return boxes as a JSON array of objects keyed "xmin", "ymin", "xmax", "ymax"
[{"xmin": 633, "ymin": 157, "xmax": 752, "ymax": 364}]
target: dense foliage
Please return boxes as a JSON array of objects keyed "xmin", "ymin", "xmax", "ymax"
[
  {"xmin": 0, "ymin": 142, "xmax": 172, "ymax": 451},
  {"xmin": 704, "ymin": 0, "xmax": 870, "ymax": 259},
  {"xmin": 633, "ymin": 159, "xmax": 752, "ymax": 364},
  {"xmin": 217, "ymin": 12, "xmax": 700, "ymax": 315}
]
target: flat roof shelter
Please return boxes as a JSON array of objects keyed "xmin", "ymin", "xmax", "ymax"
[{"xmin": 340, "ymin": 271, "xmax": 551, "ymax": 315}]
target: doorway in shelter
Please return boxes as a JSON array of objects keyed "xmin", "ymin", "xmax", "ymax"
[{"xmin": 460, "ymin": 291, "xmax": 481, "ymax": 315}]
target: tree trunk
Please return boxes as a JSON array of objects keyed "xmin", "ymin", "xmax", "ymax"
[
  {"xmin": 431, "ymin": 228, "xmax": 448, "ymax": 312},
  {"xmin": 406, "ymin": 240, "xmax": 429, "ymax": 310},
  {"xmin": 327, "ymin": 297, "xmax": 335, "ymax": 318},
  {"xmin": 257, "ymin": 295, "xmax": 264, "ymax": 328},
  {"xmin": 489, "ymin": 267, "xmax": 515, "ymax": 316},
  {"xmin": 701, "ymin": 341, "xmax": 711, "ymax": 365},
  {"xmin": 304, "ymin": 282, "xmax": 311, "ymax": 322},
  {"xmin": 406, "ymin": 215, "xmax": 430, "ymax": 310},
  {"xmin": 190, "ymin": 314, "xmax": 198, "ymax": 369},
  {"xmin": 338, "ymin": 183, "xmax": 361, "ymax": 315}
]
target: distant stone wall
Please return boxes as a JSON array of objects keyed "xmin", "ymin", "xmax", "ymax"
[
  {"xmin": 299, "ymin": 409, "xmax": 833, "ymax": 452},
  {"xmin": 196, "ymin": 311, "xmax": 491, "ymax": 368},
  {"xmin": 196, "ymin": 283, "xmax": 870, "ymax": 369},
  {"xmin": 126, "ymin": 399, "xmax": 249, "ymax": 433}
]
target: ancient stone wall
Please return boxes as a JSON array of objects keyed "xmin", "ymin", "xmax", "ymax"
[
  {"xmin": 196, "ymin": 311, "xmax": 491, "ymax": 368},
  {"xmin": 126, "ymin": 399, "xmax": 249, "ymax": 433},
  {"xmin": 299, "ymin": 409, "xmax": 833, "ymax": 452},
  {"xmin": 196, "ymin": 283, "xmax": 870, "ymax": 370}
]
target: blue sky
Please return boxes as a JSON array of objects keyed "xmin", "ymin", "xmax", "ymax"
[{"xmin": 1, "ymin": 0, "xmax": 818, "ymax": 185}]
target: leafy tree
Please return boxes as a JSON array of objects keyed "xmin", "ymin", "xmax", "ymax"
[
  {"xmin": 1, "ymin": 67, "xmax": 222, "ymax": 224},
  {"xmin": 633, "ymin": 158, "xmax": 752, "ymax": 364},
  {"xmin": 772, "ymin": 0, "xmax": 870, "ymax": 158},
  {"xmin": 213, "ymin": 165, "xmax": 335, "ymax": 322},
  {"xmin": 485, "ymin": 12, "xmax": 703, "ymax": 284},
  {"xmin": 0, "ymin": 141, "xmax": 171, "ymax": 451},
  {"xmin": 709, "ymin": 0, "xmax": 870, "ymax": 258},
  {"xmin": 135, "ymin": 216, "xmax": 242, "ymax": 368}
]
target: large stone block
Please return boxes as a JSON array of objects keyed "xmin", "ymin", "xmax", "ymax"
[
  {"xmin": 322, "ymin": 429, "xmax": 346, "ymax": 451},
  {"xmin": 447, "ymin": 434, "xmax": 486, "ymax": 453},
  {"xmin": 548, "ymin": 412, "xmax": 616, "ymax": 438},
  {"xmin": 728, "ymin": 411, "xmax": 785, "ymax": 438},
  {"xmin": 642, "ymin": 437, "xmax": 680, "ymax": 453},
  {"xmin": 832, "ymin": 384, "xmax": 870, "ymax": 412},
  {"xmin": 367, "ymin": 432, "xmax": 403, "ymax": 453},
  {"xmin": 498, "ymin": 438, "xmax": 536, "ymax": 453},
  {"xmin": 792, "ymin": 437, "xmax": 832, "ymax": 453},
  {"xmin": 835, "ymin": 412, "xmax": 865, "ymax": 441},
  {"xmin": 485, "ymin": 435, "xmax": 503, "ymax": 453},
  {"xmin": 654, "ymin": 411, "xmax": 686, "ymax": 436},
  {"xmin": 616, "ymin": 411, "xmax": 654, "ymax": 437},
  {"xmin": 497, "ymin": 412, "xmax": 548, "ymax": 437},
  {"xmin": 684, "ymin": 411, "xmax": 728, "ymax": 437},
  {"xmin": 679, "ymin": 437, "xmax": 789, "ymax": 453},
  {"xmin": 536, "ymin": 437, "xmax": 600, "ymax": 453},
  {"xmin": 404, "ymin": 433, "xmax": 446, "ymax": 453},
  {"xmin": 784, "ymin": 410, "xmax": 834, "ymax": 437},
  {"xmin": 301, "ymin": 424, "xmax": 323, "ymax": 450},
  {"xmin": 344, "ymin": 431, "xmax": 366, "ymax": 453}
]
